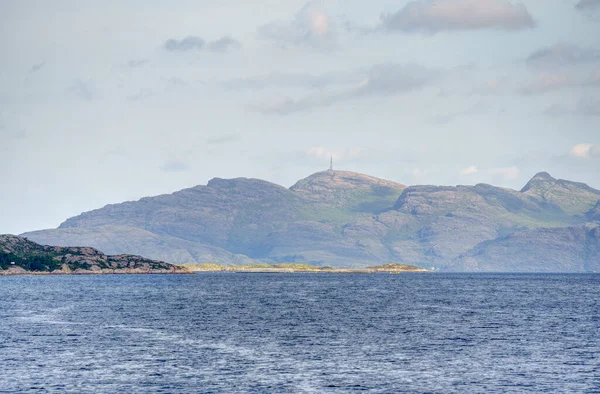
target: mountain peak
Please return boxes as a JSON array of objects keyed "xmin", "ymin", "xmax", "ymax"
[
  {"xmin": 207, "ymin": 177, "xmax": 281, "ymax": 189},
  {"xmin": 290, "ymin": 170, "xmax": 406, "ymax": 209},
  {"xmin": 521, "ymin": 172, "xmax": 557, "ymax": 193},
  {"xmin": 291, "ymin": 170, "xmax": 405, "ymax": 191},
  {"xmin": 532, "ymin": 172, "xmax": 556, "ymax": 181}
]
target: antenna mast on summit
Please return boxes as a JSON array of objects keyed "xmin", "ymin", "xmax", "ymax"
[{"xmin": 329, "ymin": 156, "xmax": 333, "ymax": 171}]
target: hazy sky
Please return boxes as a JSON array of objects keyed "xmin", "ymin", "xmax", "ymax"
[{"xmin": 1, "ymin": 0, "xmax": 599, "ymax": 234}]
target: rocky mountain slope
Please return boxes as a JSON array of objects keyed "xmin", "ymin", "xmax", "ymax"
[
  {"xmin": 22, "ymin": 170, "xmax": 600, "ymax": 272},
  {"xmin": 450, "ymin": 223, "xmax": 600, "ymax": 272},
  {"xmin": 0, "ymin": 235, "xmax": 187, "ymax": 275}
]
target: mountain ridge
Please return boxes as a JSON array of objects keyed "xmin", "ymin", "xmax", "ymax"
[{"xmin": 23, "ymin": 170, "xmax": 600, "ymax": 272}]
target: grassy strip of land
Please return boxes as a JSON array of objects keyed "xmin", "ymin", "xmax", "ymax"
[{"xmin": 180, "ymin": 263, "xmax": 431, "ymax": 273}]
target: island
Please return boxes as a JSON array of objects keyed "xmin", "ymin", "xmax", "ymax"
[{"xmin": 0, "ymin": 235, "xmax": 190, "ymax": 275}]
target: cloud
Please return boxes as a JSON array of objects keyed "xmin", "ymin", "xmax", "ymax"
[
  {"xmin": 569, "ymin": 144, "xmax": 600, "ymax": 162},
  {"xmin": 520, "ymin": 70, "xmax": 600, "ymax": 95},
  {"xmin": 520, "ymin": 73, "xmax": 573, "ymax": 95},
  {"xmin": 160, "ymin": 158, "xmax": 190, "ymax": 172},
  {"xmin": 570, "ymin": 143, "xmax": 595, "ymax": 158},
  {"xmin": 164, "ymin": 36, "xmax": 206, "ymax": 51},
  {"xmin": 460, "ymin": 165, "xmax": 479, "ymax": 175},
  {"xmin": 208, "ymin": 36, "xmax": 242, "ymax": 52},
  {"xmin": 257, "ymin": 63, "xmax": 438, "ymax": 114},
  {"xmin": 489, "ymin": 166, "xmax": 520, "ymax": 181},
  {"xmin": 381, "ymin": 0, "xmax": 534, "ymax": 34},
  {"xmin": 29, "ymin": 62, "xmax": 45, "ymax": 73},
  {"xmin": 575, "ymin": 0, "xmax": 600, "ymax": 10},
  {"xmin": 164, "ymin": 36, "xmax": 240, "ymax": 52},
  {"xmin": 206, "ymin": 134, "xmax": 241, "ymax": 145},
  {"xmin": 258, "ymin": 2, "xmax": 337, "ymax": 50},
  {"xmin": 526, "ymin": 43, "xmax": 600, "ymax": 68}
]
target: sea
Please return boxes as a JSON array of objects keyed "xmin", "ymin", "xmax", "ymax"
[{"xmin": 0, "ymin": 273, "xmax": 598, "ymax": 393}]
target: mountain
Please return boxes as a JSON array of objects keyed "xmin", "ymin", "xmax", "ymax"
[
  {"xmin": 451, "ymin": 224, "xmax": 600, "ymax": 272},
  {"xmin": 521, "ymin": 172, "xmax": 600, "ymax": 215},
  {"xmin": 22, "ymin": 170, "xmax": 600, "ymax": 272},
  {"xmin": 0, "ymin": 235, "xmax": 187, "ymax": 275},
  {"xmin": 290, "ymin": 170, "xmax": 406, "ymax": 211}
]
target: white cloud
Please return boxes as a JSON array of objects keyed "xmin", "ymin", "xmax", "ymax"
[
  {"xmin": 258, "ymin": 2, "xmax": 337, "ymax": 50},
  {"xmin": 460, "ymin": 165, "xmax": 478, "ymax": 175},
  {"xmin": 570, "ymin": 143, "xmax": 600, "ymax": 158}
]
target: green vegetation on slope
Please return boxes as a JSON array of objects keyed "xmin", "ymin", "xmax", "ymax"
[
  {"xmin": 0, "ymin": 235, "xmax": 185, "ymax": 274},
  {"xmin": 0, "ymin": 251, "xmax": 62, "ymax": 272}
]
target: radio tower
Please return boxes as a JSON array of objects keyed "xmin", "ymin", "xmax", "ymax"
[{"xmin": 329, "ymin": 156, "xmax": 333, "ymax": 171}]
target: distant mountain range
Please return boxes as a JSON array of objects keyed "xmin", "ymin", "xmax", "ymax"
[{"xmin": 23, "ymin": 170, "xmax": 600, "ymax": 272}]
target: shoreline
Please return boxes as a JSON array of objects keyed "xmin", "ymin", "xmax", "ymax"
[
  {"xmin": 1, "ymin": 268, "xmax": 431, "ymax": 276},
  {"xmin": 0, "ymin": 268, "xmax": 192, "ymax": 277},
  {"xmin": 188, "ymin": 268, "xmax": 433, "ymax": 274}
]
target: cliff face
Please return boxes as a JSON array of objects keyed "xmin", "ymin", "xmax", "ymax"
[
  {"xmin": 21, "ymin": 171, "xmax": 600, "ymax": 272},
  {"xmin": 0, "ymin": 235, "xmax": 187, "ymax": 275}
]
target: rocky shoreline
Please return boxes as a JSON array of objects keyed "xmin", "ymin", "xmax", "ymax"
[
  {"xmin": 0, "ymin": 267, "xmax": 191, "ymax": 276},
  {"xmin": 0, "ymin": 235, "xmax": 190, "ymax": 276}
]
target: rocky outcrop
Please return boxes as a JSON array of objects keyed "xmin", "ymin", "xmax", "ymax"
[{"xmin": 0, "ymin": 235, "xmax": 188, "ymax": 275}]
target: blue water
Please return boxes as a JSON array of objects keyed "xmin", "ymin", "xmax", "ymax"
[{"xmin": 1, "ymin": 273, "xmax": 599, "ymax": 393}]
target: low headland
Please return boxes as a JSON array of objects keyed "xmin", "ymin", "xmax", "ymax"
[{"xmin": 0, "ymin": 235, "xmax": 189, "ymax": 276}]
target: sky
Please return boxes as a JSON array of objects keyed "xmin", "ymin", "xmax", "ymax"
[{"xmin": 1, "ymin": 0, "xmax": 599, "ymax": 235}]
